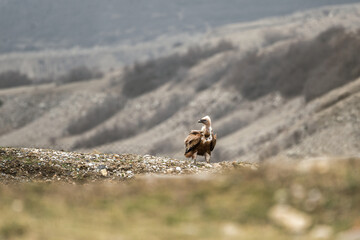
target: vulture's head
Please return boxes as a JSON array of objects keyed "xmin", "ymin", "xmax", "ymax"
[{"xmin": 198, "ymin": 115, "xmax": 211, "ymax": 126}]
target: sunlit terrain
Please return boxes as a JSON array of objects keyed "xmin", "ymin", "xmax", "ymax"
[{"xmin": 1, "ymin": 1, "xmax": 360, "ymax": 240}]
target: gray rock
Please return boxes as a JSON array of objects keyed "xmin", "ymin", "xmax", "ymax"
[{"xmin": 97, "ymin": 164, "xmax": 107, "ymax": 170}]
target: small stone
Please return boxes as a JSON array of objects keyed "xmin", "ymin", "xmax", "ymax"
[
  {"xmin": 182, "ymin": 169, "xmax": 192, "ymax": 174},
  {"xmin": 213, "ymin": 163, "xmax": 221, "ymax": 168},
  {"xmin": 309, "ymin": 225, "xmax": 333, "ymax": 239},
  {"xmin": 97, "ymin": 164, "xmax": 106, "ymax": 170},
  {"xmin": 205, "ymin": 164, "xmax": 212, "ymax": 168},
  {"xmin": 100, "ymin": 169, "xmax": 108, "ymax": 177},
  {"xmin": 175, "ymin": 167, "xmax": 181, "ymax": 172},
  {"xmin": 269, "ymin": 204, "xmax": 312, "ymax": 234}
]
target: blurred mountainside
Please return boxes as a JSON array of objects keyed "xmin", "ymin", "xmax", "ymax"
[
  {"xmin": 1, "ymin": 5, "xmax": 360, "ymax": 162},
  {"xmin": 1, "ymin": 2, "xmax": 360, "ymax": 79},
  {"xmin": 1, "ymin": 0, "xmax": 359, "ymax": 53}
]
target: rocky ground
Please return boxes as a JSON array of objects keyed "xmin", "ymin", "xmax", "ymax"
[
  {"xmin": 0, "ymin": 147, "xmax": 359, "ymax": 240},
  {"xmin": 0, "ymin": 147, "xmax": 254, "ymax": 184}
]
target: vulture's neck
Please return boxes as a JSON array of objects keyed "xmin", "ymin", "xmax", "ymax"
[{"xmin": 202, "ymin": 124, "xmax": 212, "ymax": 136}]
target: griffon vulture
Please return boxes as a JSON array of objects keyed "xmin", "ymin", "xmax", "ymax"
[{"xmin": 184, "ymin": 116, "xmax": 217, "ymax": 163}]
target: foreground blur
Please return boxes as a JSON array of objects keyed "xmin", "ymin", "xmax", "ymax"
[{"xmin": 0, "ymin": 153, "xmax": 359, "ymax": 240}]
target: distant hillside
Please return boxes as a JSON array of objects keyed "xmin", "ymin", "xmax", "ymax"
[
  {"xmin": 1, "ymin": 0, "xmax": 359, "ymax": 53},
  {"xmin": 1, "ymin": 22, "xmax": 360, "ymax": 162},
  {"xmin": 1, "ymin": 3, "xmax": 360, "ymax": 79}
]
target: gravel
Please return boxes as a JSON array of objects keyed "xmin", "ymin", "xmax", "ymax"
[{"xmin": 0, "ymin": 147, "xmax": 255, "ymax": 183}]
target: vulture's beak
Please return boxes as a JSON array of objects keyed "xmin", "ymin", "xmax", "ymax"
[{"xmin": 198, "ymin": 119, "xmax": 205, "ymax": 123}]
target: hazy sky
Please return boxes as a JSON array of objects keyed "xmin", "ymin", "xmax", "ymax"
[{"xmin": 0, "ymin": 0, "xmax": 359, "ymax": 52}]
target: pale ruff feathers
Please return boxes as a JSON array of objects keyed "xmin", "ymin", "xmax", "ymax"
[{"xmin": 201, "ymin": 126, "xmax": 213, "ymax": 142}]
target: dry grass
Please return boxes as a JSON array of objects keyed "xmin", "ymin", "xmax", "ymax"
[{"xmin": 0, "ymin": 151, "xmax": 359, "ymax": 239}]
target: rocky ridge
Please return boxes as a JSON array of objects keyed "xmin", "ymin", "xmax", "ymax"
[{"xmin": 0, "ymin": 147, "xmax": 255, "ymax": 183}]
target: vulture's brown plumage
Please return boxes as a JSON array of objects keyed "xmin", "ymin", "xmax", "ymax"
[{"xmin": 184, "ymin": 116, "xmax": 217, "ymax": 163}]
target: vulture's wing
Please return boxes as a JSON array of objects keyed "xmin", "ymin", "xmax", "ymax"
[
  {"xmin": 184, "ymin": 131, "xmax": 202, "ymax": 154},
  {"xmin": 210, "ymin": 133, "xmax": 217, "ymax": 151},
  {"xmin": 190, "ymin": 130, "xmax": 202, "ymax": 134}
]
